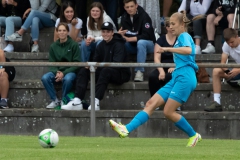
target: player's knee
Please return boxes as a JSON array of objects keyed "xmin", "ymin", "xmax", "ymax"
[{"xmin": 163, "ymin": 109, "xmax": 172, "ymax": 119}]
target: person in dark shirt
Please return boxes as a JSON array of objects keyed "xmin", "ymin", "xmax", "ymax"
[
  {"xmin": 119, "ymin": 0, "xmax": 155, "ymax": 82},
  {"xmin": 62, "ymin": 22, "xmax": 131, "ymax": 111}
]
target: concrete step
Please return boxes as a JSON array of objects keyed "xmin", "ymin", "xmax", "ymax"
[
  {"xmin": 0, "ymin": 109, "xmax": 239, "ymax": 139},
  {"xmin": 1, "ymin": 27, "xmax": 225, "ymax": 53},
  {"xmin": 5, "ymin": 52, "xmax": 233, "ymax": 80},
  {"xmin": 5, "ymin": 51, "xmax": 232, "ymax": 61},
  {"xmin": 8, "ymin": 79, "xmax": 240, "ymax": 111}
]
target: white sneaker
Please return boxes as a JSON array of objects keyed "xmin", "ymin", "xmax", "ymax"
[
  {"xmin": 7, "ymin": 32, "xmax": 22, "ymax": 42},
  {"xmin": 31, "ymin": 44, "xmax": 39, "ymax": 53},
  {"xmin": 46, "ymin": 101, "xmax": 60, "ymax": 109},
  {"xmin": 134, "ymin": 70, "xmax": 144, "ymax": 82},
  {"xmin": 61, "ymin": 97, "xmax": 83, "ymax": 110},
  {"xmin": 195, "ymin": 45, "xmax": 201, "ymax": 54},
  {"xmin": 3, "ymin": 44, "xmax": 14, "ymax": 52},
  {"xmin": 202, "ymin": 43, "xmax": 215, "ymax": 54},
  {"xmin": 88, "ymin": 98, "xmax": 100, "ymax": 111}
]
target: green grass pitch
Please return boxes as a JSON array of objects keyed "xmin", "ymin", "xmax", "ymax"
[{"xmin": 1, "ymin": 135, "xmax": 240, "ymax": 160}]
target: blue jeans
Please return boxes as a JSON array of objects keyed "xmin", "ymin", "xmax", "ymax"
[
  {"xmin": 81, "ymin": 40, "xmax": 101, "ymax": 62},
  {"xmin": 0, "ymin": 16, "xmax": 22, "ymax": 41},
  {"xmin": 94, "ymin": 0, "xmax": 118, "ymax": 28},
  {"xmin": 125, "ymin": 40, "xmax": 154, "ymax": 72},
  {"xmin": 41, "ymin": 72, "xmax": 76, "ymax": 101},
  {"xmin": 21, "ymin": 10, "xmax": 55, "ymax": 41}
]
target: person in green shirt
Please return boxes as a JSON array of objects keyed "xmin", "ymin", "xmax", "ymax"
[{"xmin": 41, "ymin": 22, "xmax": 80, "ymax": 109}]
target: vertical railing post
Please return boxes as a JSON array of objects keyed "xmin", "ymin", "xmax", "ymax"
[{"xmin": 89, "ymin": 63, "xmax": 96, "ymax": 136}]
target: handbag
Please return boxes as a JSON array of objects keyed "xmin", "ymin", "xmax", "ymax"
[
  {"xmin": 0, "ymin": 35, "xmax": 7, "ymax": 50},
  {"xmin": 196, "ymin": 61, "xmax": 210, "ymax": 83}
]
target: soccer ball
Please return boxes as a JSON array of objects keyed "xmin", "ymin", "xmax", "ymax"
[{"xmin": 38, "ymin": 129, "xmax": 59, "ymax": 148}]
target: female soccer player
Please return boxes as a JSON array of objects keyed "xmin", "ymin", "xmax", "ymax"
[{"xmin": 109, "ymin": 11, "xmax": 202, "ymax": 147}]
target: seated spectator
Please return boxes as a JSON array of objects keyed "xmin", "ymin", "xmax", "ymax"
[
  {"xmin": 148, "ymin": 18, "xmax": 175, "ymax": 97},
  {"xmin": 54, "ymin": 1, "xmax": 82, "ymax": 46},
  {"xmin": 81, "ymin": 2, "xmax": 117, "ymax": 62},
  {"xmin": 204, "ymin": 28, "xmax": 240, "ymax": 112},
  {"xmin": 0, "ymin": 0, "xmax": 30, "ymax": 52},
  {"xmin": 178, "ymin": 0, "xmax": 213, "ymax": 54},
  {"xmin": 137, "ymin": 0, "xmax": 161, "ymax": 34},
  {"xmin": 202, "ymin": 0, "xmax": 237, "ymax": 54},
  {"xmin": 93, "ymin": 0, "xmax": 118, "ymax": 29},
  {"xmin": 61, "ymin": 0, "xmax": 88, "ymax": 35},
  {"xmin": 119, "ymin": 0, "xmax": 155, "ymax": 82},
  {"xmin": 41, "ymin": 22, "xmax": 80, "ymax": 109},
  {"xmin": 61, "ymin": 22, "xmax": 131, "ymax": 111},
  {"xmin": 7, "ymin": 0, "xmax": 60, "ymax": 53},
  {"xmin": 0, "ymin": 49, "xmax": 16, "ymax": 109}
]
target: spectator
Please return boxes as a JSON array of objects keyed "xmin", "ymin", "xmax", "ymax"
[
  {"xmin": 54, "ymin": 1, "xmax": 83, "ymax": 45},
  {"xmin": 61, "ymin": 22, "xmax": 131, "ymax": 111},
  {"xmin": 119, "ymin": 0, "xmax": 155, "ymax": 82},
  {"xmin": 202, "ymin": 0, "xmax": 237, "ymax": 54},
  {"xmin": 94, "ymin": 0, "xmax": 118, "ymax": 29},
  {"xmin": 204, "ymin": 28, "xmax": 240, "ymax": 112},
  {"xmin": 0, "ymin": 49, "xmax": 16, "ymax": 109},
  {"xmin": 178, "ymin": 0, "xmax": 213, "ymax": 54},
  {"xmin": 0, "ymin": 0, "xmax": 31, "ymax": 52},
  {"xmin": 61, "ymin": 0, "xmax": 88, "ymax": 35},
  {"xmin": 7, "ymin": 0, "xmax": 60, "ymax": 53},
  {"xmin": 81, "ymin": 2, "xmax": 117, "ymax": 62},
  {"xmin": 41, "ymin": 22, "xmax": 80, "ymax": 109},
  {"xmin": 148, "ymin": 18, "xmax": 175, "ymax": 97},
  {"xmin": 137, "ymin": 0, "xmax": 161, "ymax": 34}
]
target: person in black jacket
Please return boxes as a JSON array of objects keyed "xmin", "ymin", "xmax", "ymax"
[
  {"xmin": 0, "ymin": 0, "xmax": 31, "ymax": 52},
  {"xmin": 61, "ymin": 22, "xmax": 131, "ymax": 111},
  {"xmin": 119, "ymin": 0, "xmax": 155, "ymax": 82}
]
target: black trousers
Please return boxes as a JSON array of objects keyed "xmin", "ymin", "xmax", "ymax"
[
  {"xmin": 148, "ymin": 68, "xmax": 172, "ymax": 97},
  {"xmin": 75, "ymin": 67, "xmax": 129, "ymax": 100},
  {"xmin": 61, "ymin": 0, "xmax": 88, "ymax": 35}
]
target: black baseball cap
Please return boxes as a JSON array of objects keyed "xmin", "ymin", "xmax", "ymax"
[{"xmin": 101, "ymin": 22, "xmax": 114, "ymax": 30}]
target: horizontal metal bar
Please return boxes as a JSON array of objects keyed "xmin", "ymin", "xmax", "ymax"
[{"xmin": 0, "ymin": 62, "xmax": 239, "ymax": 68}]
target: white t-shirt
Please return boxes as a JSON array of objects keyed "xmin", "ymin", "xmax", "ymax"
[
  {"xmin": 222, "ymin": 40, "xmax": 240, "ymax": 64},
  {"xmin": 178, "ymin": 0, "xmax": 213, "ymax": 16},
  {"xmin": 55, "ymin": 17, "xmax": 83, "ymax": 38}
]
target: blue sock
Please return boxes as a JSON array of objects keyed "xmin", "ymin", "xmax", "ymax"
[
  {"xmin": 175, "ymin": 116, "xmax": 196, "ymax": 137},
  {"xmin": 126, "ymin": 111, "xmax": 149, "ymax": 133}
]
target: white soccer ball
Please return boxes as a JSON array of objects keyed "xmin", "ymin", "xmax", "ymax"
[{"xmin": 38, "ymin": 129, "xmax": 59, "ymax": 148}]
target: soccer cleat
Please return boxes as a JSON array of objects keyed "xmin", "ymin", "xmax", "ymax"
[
  {"xmin": 109, "ymin": 119, "xmax": 129, "ymax": 138},
  {"xmin": 61, "ymin": 97, "xmax": 83, "ymax": 110},
  {"xmin": 186, "ymin": 133, "xmax": 202, "ymax": 147},
  {"xmin": 7, "ymin": 32, "xmax": 22, "ymax": 42}
]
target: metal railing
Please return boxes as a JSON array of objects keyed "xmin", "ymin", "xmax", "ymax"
[{"xmin": 1, "ymin": 61, "xmax": 240, "ymax": 136}]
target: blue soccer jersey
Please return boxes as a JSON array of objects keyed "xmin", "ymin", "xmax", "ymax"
[{"xmin": 173, "ymin": 32, "xmax": 198, "ymax": 71}]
